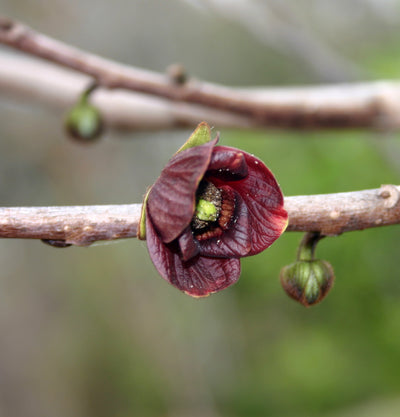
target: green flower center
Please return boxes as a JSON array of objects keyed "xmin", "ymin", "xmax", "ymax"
[
  {"xmin": 195, "ymin": 199, "xmax": 218, "ymax": 221},
  {"xmin": 192, "ymin": 181, "xmax": 222, "ymax": 231}
]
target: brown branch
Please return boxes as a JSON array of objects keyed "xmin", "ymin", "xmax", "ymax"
[
  {"xmin": 1, "ymin": 17, "xmax": 400, "ymax": 130},
  {"xmin": 285, "ymin": 184, "xmax": 400, "ymax": 234},
  {"xmin": 0, "ymin": 54, "xmax": 252, "ymax": 131},
  {"xmin": 0, "ymin": 185, "xmax": 398, "ymax": 246},
  {"xmin": 0, "ymin": 205, "xmax": 142, "ymax": 246}
]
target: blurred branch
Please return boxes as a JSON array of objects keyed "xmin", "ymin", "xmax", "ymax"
[
  {"xmin": 1, "ymin": 17, "xmax": 400, "ymax": 130},
  {"xmin": 0, "ymin": 185, "xmax": 399, "ymax": 246},
  {"xmin": 0, "ymin": 54, "xmax": 252, "ymax": 130}
]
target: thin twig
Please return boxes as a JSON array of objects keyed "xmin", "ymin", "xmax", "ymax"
[
  {"xmin": 0, "ymin": 186, "xmax": 398, "ymax": 246},
  {"xmin": 1, "ymin": 17, "xmax": 400, "ymax": 130}
]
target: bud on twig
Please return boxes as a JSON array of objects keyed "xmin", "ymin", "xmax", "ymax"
[
  {"xmin": 65, "ymin": 83, "xmax": 103, "ymax": 142},
  {"xmin": 280, "ymin": 232, "xmax": 335, "ymax": 307},
  {"xmin": 166, "ymin": 63, "xmax": 187, "ymax": 85}
]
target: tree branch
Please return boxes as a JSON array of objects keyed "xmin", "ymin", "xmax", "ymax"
[
  {"xmin": 0, "ymin": 186, "xmax": 398, "ymax": 246},
  {"xmin": 1, "ymin": 17, "xmax": 400, "ymax": 130},
  {"xmin": 0, "ymin": 54, "xmax": 253, "ymax": 131}
]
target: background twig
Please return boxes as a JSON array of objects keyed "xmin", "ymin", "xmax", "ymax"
[
  {"xmin": 0, "ymin": 54, "xmax": 253, "ymax": 131},
  {"xmin": 1, "ymin": 17, "xmax": 400, "ymax": 131}
]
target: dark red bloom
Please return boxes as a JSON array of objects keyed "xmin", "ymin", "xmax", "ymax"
[{"xmin": 139, "ymin": 123, "xmax": 288, "ymax": 297}]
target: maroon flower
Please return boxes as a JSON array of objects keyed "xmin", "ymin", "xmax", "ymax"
[{"xmin": 139, "ymin": 122, "xmax": 288, "ymax": 297}]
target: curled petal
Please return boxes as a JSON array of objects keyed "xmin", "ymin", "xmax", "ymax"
[
  {"xmin": 146, "ymin": 212, "xmax": 241, "ymax": 297},
  {"xmin": 147, "ymin": 138, "xmax": 218, "ymax": 243},
  {"xmin": 210, "ymin": 148, "xmax": 288, "ymax": 255},
  {"xmin": 206, "ymin": 147, "xmax": 248, "ymax": 180},
  {"xmin": 178, "ymin": 227, "xmax": 200, "ymax": 262}
]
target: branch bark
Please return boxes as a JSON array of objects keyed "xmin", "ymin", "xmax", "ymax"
[
  {"xmin": 0, "ymin": 54, "xmax": 253, "ymax": 131},
  {"xmin": 1, "ymin": 17, "xmax": 400, "ymax": 130},
  {"xmin": 0, "ymin": 185, "xmax": 398, "ymax": 246}
]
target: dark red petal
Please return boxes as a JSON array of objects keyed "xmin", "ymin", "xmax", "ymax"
[
  {"xmin": 206, "ymin": 146, "xmax": 248, "ymax": 180},
  {"xmin": 147, "ymin": 137, "xmax": 218, "ymax": 243},
  {"xmin": 146, "ymin": 212, "xmax": 241, "ymax": 297},
  {"xmin": 210, "ymin": 148, "xmax": 288, "ymax": 255},
  {"xmin": 198, "ymin": 187, "xmax": 252, "ymax": 258},
  {"xmin": 178, "ymin": 227, "xmax": 200, "ymax": 262}
]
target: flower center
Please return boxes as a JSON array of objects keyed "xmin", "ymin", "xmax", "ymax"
[
  {"xmin": 195, "ymin": 199, "xmax": 218, "ymax": 222},
  {"xmin": 192, "ymin": 181, "xmax": 222, "ymax": 231}
]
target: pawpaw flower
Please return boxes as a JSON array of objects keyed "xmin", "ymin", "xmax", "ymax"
[{"xmin": 138, "ymin": 122, "xmax": 288, "ymax": 297}]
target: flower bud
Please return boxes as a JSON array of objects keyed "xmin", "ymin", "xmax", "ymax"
[
  {"xmin": 280, "ymin": 259, "xmax": 335, "ymax": 307},
  {"xmin": 280, "ymin": 232, "xmax": 335, "ymax": 307},
  {"xmin": 65, "ymin": 100, "xmax": 103, "ymax": 142}
]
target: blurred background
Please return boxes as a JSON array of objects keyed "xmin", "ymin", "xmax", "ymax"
[{"xmin": 0, "ymin": 0, "xmax": 400, "ymax": 416}]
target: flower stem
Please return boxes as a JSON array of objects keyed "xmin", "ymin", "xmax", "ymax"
[{"xmin": 297, "ymin": 232, "xmax": 325, "ymax": 261}]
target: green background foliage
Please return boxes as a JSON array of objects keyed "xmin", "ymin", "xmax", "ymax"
[{"xmin": 0, "ymin": 1, "xmax": 400, "ymax": 416}]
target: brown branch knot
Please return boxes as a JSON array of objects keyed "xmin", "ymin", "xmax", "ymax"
[
  {"xmin": 379, "ymin": 184, "xmax": 400, "ymax": 209},
  {"xmin": 0, "ymin": 17, "xmax": 14, "ymax": 31},
  {"xmin": 0, "ymin": 17, "xmax": 23, "ymax": 38}
]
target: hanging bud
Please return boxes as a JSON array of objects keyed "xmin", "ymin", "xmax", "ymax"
[
  {"xmin": 65, "ymin": 84, "xmax": 103, "ymax": 142},
  {"xmin": 280, "ymin": 259, "xmax": 334, "ymax": 307},
  {"xmin": 280, "ymin": 232, "xmax": 335, "ymax": 307}
]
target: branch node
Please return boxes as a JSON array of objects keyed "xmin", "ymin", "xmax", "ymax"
[
  {"xmin": 167, "ymin": 63, "xmax": 188, "ymax": 85},
  {"xmin": 379, "ymin": 184, "xmax": 400, "ymax": 208},
  {"xmin": 0, "ymin": 17, "xmax": 14, "ymax": 31},
  {"xmin": 329, "ymin": 210, "xmax": 341, "ymax": 220}
]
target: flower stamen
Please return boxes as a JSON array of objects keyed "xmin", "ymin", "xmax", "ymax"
[{"xmin": 218, "ymin": 187, "xmax": 236, "ymax": 230}]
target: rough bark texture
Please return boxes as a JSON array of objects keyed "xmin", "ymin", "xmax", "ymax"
[
  {"xmin": 0, "ymin": 205, "xmax": 142, "ymax": 246},
  {"xmin": 285, "ymin": 185, "xmax": 400, "ymax": 234},
  {"xmin": 0, "ymin": 186, "xmax": 398, "ymax": 246}
]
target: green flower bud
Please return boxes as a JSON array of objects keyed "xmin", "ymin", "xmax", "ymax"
[
  {"xmin": 65, "ymin": 84, "xmax": 103, "ymax": 142},
  {"xmin": 65, "ymin": 101, "xmax": 103, "ymax": 142},
  {"xmin": 280, "ymin": 232, "xmax": 335, "ymax": 307},
  {"xmin": 280, "ymin": 259, "xmax": 335, "ymax": 307}
]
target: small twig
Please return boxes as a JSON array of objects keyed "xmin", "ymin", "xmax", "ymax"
[
  {"xmin": 0, "ymin": 186, "xmax": 398, "ymax": 246},
  {"xmin": 1, "ymin": 17, "xmax": 400, "ymax": 130}
]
